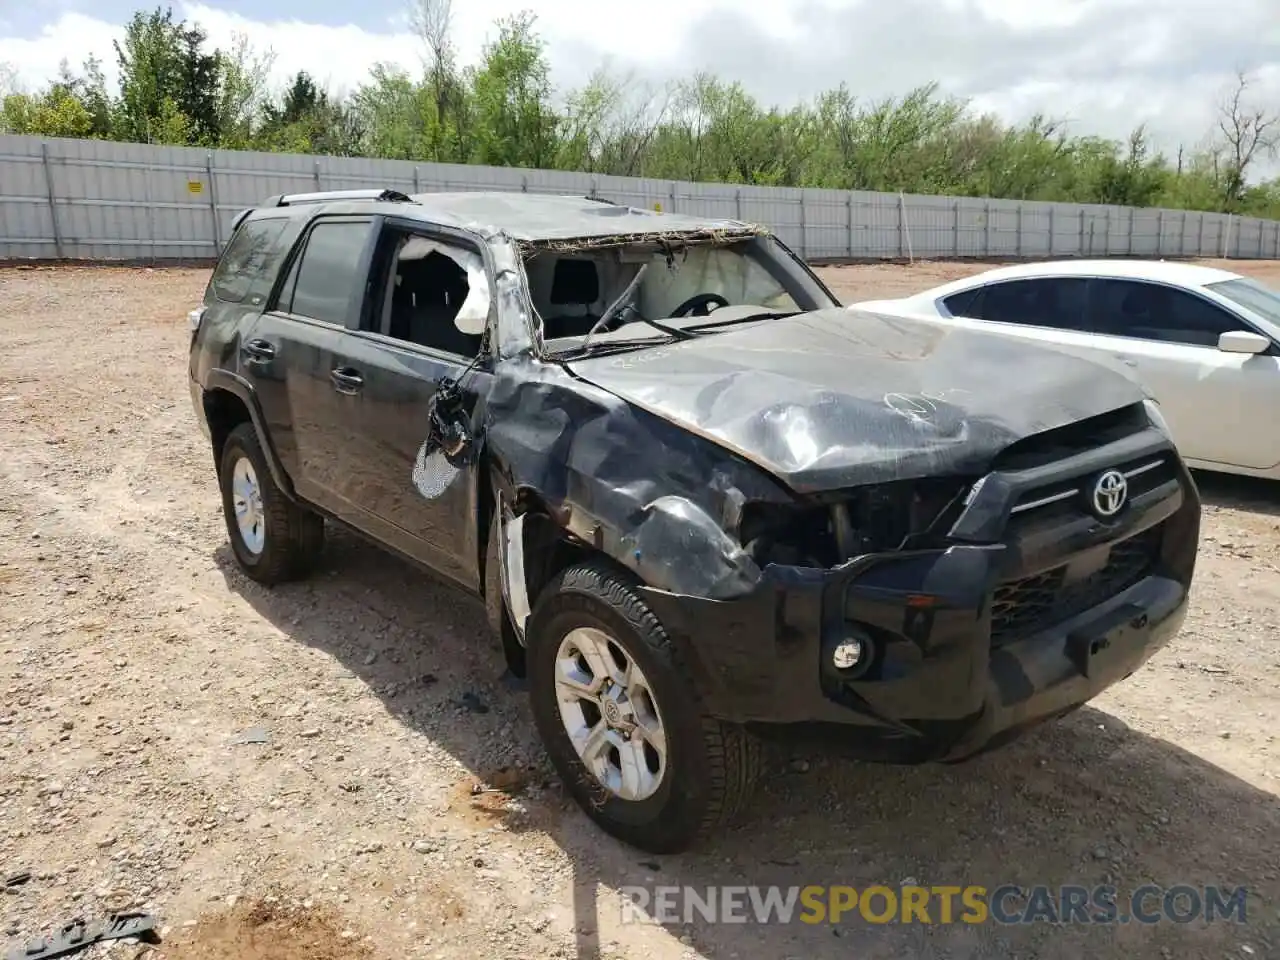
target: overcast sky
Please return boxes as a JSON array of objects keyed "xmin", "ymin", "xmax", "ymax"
[{"xmin": 2, "ymin": 0, "xmax": 1278, "ymax": 168}]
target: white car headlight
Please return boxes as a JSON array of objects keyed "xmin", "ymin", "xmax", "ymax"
[{"xmin": 1143, "ymin": 397, "xmax": 1172, "ymax": 437}]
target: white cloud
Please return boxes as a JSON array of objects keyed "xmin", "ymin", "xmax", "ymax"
[
  {"xmin": 0, "ymin": 13, "xmax": 124, "ymax": 93},
  {"xmin": 1, "ymin": 0, "xmax": 1277, "ymax": 176}
]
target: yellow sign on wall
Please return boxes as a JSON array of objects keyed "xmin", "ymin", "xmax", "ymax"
[{"xmin": 187, "ymin": 180, "xmax": 204, "ymax": 194}]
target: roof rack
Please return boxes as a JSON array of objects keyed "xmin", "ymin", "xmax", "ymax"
[{"xmin": 262, "ymin": 188, "xmax": 415, "ymax": 208}]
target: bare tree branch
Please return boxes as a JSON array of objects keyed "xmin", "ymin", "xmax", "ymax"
[
  {"xmin": 1216, "ymin": 69, "xmax": 1279, "ymax": 208},
  {"xmin": 0, "ymin": 62, "xmax": 19, "ymax": 97},
  {"xmin": 409, "ymin": 0, "xmax": 453, "ymax": 73}
]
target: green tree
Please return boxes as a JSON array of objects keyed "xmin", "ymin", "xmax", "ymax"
[
  {"xmin": 467, "ymin": 11, "xmax": 558, "ymax": 168},
  {"xmin": 114, "ymin": 7, "xmax": 221, "ymax": 145},
  {"xmin": 7, "ymin": 4, "xmax": 1280, "ymax": 222},
  {"xmin": 216, "ymin": 33, "xmax": 275, "ymax": 149},
  {"xmin": 257, "ymin": 71, "xmax": 363, "ymax": 156},
  {"xmin": 1, "ymin": 86, "xmax": 94, "ymax": 137},
  {"xmin": 176, "ymin": 19, "xmax": 221, "ymax": 144}
]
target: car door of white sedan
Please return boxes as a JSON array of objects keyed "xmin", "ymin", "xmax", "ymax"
[
  {"xmin": 1085, "ymin": 278, "xmax": 1280, "ymax": 472},
  {"xmin": 931, "ymin": 275, "xmax": 1152, "ymax": 397}
]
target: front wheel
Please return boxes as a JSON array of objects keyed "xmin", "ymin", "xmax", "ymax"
[{"xmin": 527, "ymin": 562, "xmax": 761, "ymax": 853}]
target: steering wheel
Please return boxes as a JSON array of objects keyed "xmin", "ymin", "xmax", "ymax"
[{"xmin": 669, "ymin": 292, "xmax": 730, "ymax": 318}]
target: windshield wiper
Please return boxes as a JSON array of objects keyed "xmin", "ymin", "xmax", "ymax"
[
  {"xmin": 683, "ymin": 310, "xmax": 798, "ymax": 331},
  {"xmin": 552, "ymin": 336, "xmax": 668, "ymax": 360},
  {"xmin": 579, "ymin": 265, "xmax": 693, "ymax": 351}
]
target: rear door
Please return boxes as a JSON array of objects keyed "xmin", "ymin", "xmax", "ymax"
[
  {"xmin": 1083, "ymin": 278, "xmax": 1280, "ymax": 470},
  {"xmin": 240, "ymin": 215, "xmax": 378, "ymax": 519}
]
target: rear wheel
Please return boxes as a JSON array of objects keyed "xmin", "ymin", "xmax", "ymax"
[
  {"xmin": 218, "ymin": 423, "xmax": 324, "ymax": 585},
  {"xmin": 527, "ymin": 561, "xmax": 761, "ymax": 853}
]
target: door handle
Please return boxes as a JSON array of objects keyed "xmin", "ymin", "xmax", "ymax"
[
  {"xmin": 330, "ymin": 366, "xmax": 364, "ymax": 394},
  {"xmin": 241, "ymin": 338, "xmax": 275, "ymax": 362}
]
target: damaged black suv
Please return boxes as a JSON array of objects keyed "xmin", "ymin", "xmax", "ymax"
[{"xmin": 189, "ymin": 188, "xmax": 1201, "ymax": 853}]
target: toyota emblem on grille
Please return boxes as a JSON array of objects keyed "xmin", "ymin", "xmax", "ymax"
[{"xmin": 1091, "ymin": 469, "xmax": 1128, "ymax": 517}]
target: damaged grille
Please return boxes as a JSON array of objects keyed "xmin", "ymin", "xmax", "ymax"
[
  {"xmin": 1007, "ymin": 452, "xmax": 1177, "ymax": 525},
  {"xmin": 989, "ymin": 524, "xmax": 1163, "ymax": 647}
]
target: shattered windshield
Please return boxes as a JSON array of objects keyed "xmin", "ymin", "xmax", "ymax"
[{"xmin": 524, "ymin": 236, "xmax": 836, "ymax": 354}]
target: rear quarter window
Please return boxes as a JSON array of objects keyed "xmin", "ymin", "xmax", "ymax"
[
  {"xmin": 211, "ymin": 218, "xmax": 290, "ymax": 304},
  {"xmin": 941, "ymin": 287, "xmax": 983, "ymax": 317}
]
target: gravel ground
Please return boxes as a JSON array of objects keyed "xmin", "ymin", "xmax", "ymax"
[{"xmin": 0, "ymin": 258, "xmax": 1277, "ymax": 960}]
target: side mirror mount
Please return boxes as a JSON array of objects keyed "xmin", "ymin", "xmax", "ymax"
[{"xmin": 1217, "ymin": 330, "xmax": 1271, "ymax": 355}]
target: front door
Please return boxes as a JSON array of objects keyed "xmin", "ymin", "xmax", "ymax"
[
  {"xmin": 328, "ymin": 224, "xmax": 496, "ymax": 592},
  {"xmin": 1085, "ymin": 278, "xmax": 1280, "ymax": 470}
]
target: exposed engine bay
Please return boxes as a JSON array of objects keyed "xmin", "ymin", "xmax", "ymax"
[{"xmin": 739, "ymin": 478, "xmax": 974, "ymax": 568}]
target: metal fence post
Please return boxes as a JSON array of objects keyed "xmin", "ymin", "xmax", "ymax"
[
  {"xmin": 521, "ymin": 175, "xmax": 528, "ymax": 193},
  {"xmin": 983, "ymin": 201, "xmax": 991, "ymax": 257},
  {"xmin": 1197, "ymin": 213, "xmax": 1206, "ymax": 256},
  {"xmin": 896, "ymin": 192, "xmax": 905, "ymax": 258},
  {"xmin": 953, "ymin": 199, "xmax": 960, "ymax": 257},
  {"xmin": 144, "ymin": 155, "xmax": 155, "ymax": 266},
  {"xmin": 1048, "ymin": 205, "xmax": 1055, "ymax": 257},
  {"xmin": 1126, "ymin": 207, "xmax": 1134, "ymax": 255},
  {"xmin": 898, "ymin": 192, "xmax": 914, "ymax": 263},
  {"xmin": 1079, "ymin": 211, "xmax": 1086, "ymax": 255},
  {"xmin": 39, "ymin": 141, "xmax": 64, "ymax": 260},
  {"xmin": 1015, "ymin": 202, "xmax": 1023, "ymax": 257},
  {"xmin": 799, "ymin": 191, "xmax": 808, "ymax": 259},
  {"xmin": 1156, "ymin": 210, "xmax": 1163, "ymax": 257},
  {"xmin": 847, "ymin": 194, "xmax": 855, "ymax": 258},
  {"xmin": 205, "ymin": 153, "xmax": 221, "ymax": 254},
  {"xmin": 313, "ymin": 159, "xmax": 321, "ymax": 189},
  {"xmin": 413, "ymin": 166, "xmax": 420, "ymax": 193},
  {"xmin": 668, "ymin": 182, "xmax": 676, "ymax": 212},
  {"xmin": 1103, "ymin": 209, "xmax": 1111, "ymax": 256},
  {"xmin": 735, "ymin": 188, "xmax": 743, "ymax": 222}
]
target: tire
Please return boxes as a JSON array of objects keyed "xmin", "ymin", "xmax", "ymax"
[
  {"xmin": 218, "ymin": 422, "xmax": 324, "ymax": 585},
  {"xmin": 527, "ymin": 561, "xmax": 761, "ymax": 853}
]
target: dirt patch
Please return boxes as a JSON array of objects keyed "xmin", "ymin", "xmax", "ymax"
[
  {"xmin": 448, "ymin": 765, "xmax": 553, "ymax": 829},
  {"xmin": 162, "ymin": 900, "xmax": 373, "ymax": 960}
]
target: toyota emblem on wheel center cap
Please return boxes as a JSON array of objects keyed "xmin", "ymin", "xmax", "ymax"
[{"xmin": 1091, "ymin": 469, "xmax": 1128, "ymax": 517}]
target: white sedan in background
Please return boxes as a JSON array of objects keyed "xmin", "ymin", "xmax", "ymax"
[{"xmin": 853, "ymin": 259, "xmax": 1280, "ymax": 481}]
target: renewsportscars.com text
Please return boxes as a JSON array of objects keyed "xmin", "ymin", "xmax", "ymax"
[{"xmin": 619, "ymin": 884, "xmax": 1248, "ymax": 926}]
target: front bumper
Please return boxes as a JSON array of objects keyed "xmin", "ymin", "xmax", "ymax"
[{"xmin": 638, "ymin": 430, "xmax": 1200, "ymax": 764}]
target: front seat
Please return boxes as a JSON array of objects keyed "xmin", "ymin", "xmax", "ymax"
[
  {"xmin": 544, "ymin": 259, "xmax": 600, "ymax": 339},
  {"xmin": 404, "ymin": 252, "xmax": 481, "ymax": 356}
]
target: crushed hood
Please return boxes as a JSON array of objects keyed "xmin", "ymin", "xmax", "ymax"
[{"xmin": 566, "ymin": 307, "xmax": 1146, "ymax": 493}]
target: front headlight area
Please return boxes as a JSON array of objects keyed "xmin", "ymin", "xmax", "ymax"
[{"xmin": 737, "ymin": 476, "xmax": 974, "ymax": 568}]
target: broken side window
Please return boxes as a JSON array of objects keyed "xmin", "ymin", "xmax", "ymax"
[{"xmin": 372, "ymin": 231, "xmax": 491, "ymax": 358}]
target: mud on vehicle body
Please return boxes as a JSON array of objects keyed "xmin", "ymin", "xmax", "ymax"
[{"xmin": 188, "ymin": 188, "xmax": 1201, "ymax": 853}]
